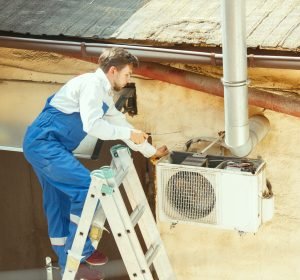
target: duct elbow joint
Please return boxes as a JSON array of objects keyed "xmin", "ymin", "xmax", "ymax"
[
  {"xmin": 229, "ymin": 137, "xmax": 252, "ymax": 157},
  {"xmin": 229, "ymin": 115, "xmax": 270, "ymax": 157}
]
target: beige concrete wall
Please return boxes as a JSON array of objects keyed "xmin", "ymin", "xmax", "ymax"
[
  {"xmin": 0, "ymin": 48, "xmax": 299, "ymax": 279},
  {"xmin": 132, "ymin": 75, "xmax": 300, "ymax": 280}
]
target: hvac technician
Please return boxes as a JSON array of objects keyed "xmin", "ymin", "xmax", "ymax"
[{"xmin": 23, "ymin": 48, "xmax": 168, "ymax": 275}]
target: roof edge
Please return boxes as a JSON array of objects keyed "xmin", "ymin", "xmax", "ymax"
[{"xmin": 0, "ymin": 35, "xmax": 299, "ymax": 70}]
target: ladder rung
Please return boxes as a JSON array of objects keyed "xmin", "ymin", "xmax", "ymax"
[
  {"xmin": 113, "ymin": 165, "xmax": 129, "ymax": 187},
  {"xmin": 130, "ymin": 204, "xmax": 145, "ymax": 227},
  {"xmin": 145, "ymin": 244, "xmax": 161, "ymax": 266}
]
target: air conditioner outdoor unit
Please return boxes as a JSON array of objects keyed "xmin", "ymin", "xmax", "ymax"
[{"xmin": 156, "ymin": 152, "xmax": 273, "ymax": 233}]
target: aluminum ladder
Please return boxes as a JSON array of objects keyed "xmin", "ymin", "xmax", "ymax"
[{"xmin": 62, "ymin": 144, "xmax": 176, "ymax": 280}]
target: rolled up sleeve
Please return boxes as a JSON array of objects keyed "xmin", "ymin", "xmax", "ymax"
[{"xmin": 104, "ymin": 106, "xmax": 156, "ymax": 158}]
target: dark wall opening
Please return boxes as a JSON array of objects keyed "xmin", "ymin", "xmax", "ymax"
[{"xmin": 0, "ymin": 141, "xmax": 153, "ymax": 279}]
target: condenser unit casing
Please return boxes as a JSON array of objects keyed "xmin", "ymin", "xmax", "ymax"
[{"xmin": 156, "ymin": 152, "xmax": 268, "ymax": 233}]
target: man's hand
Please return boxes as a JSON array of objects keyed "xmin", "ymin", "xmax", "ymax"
[
  {"xmin": 130, "ymin": 130, "xmax": 149, "ymax": 144},
  {"xmin": 153, "ymin": 145, "xmax": 169, "ymax": 159}
]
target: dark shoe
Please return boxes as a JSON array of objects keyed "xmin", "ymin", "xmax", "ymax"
[
  {"xmin": 75, "ymin": 264, "xmax": 104, "ymax": 280},
  {"xmin": 85, "ymin": 250, "xmax": 108, "ymax": 266}
]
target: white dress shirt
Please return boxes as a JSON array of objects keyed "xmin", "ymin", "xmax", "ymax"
[{"xmin": 50, "ymin": 68, "xmax": 156, "ymax": 157}]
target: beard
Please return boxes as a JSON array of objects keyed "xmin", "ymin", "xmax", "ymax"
[
  {"xmin": 113, "ymin": 84, "xmax": 123, "ymax": 92},
  {"xmin": 112, "ymin": 79, "xmax": 127, "ymax": 92}
]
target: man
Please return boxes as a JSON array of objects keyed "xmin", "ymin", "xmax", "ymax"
[{"xmin": 23, "ymin": 48, "xmax": 168, "ymax": 279}]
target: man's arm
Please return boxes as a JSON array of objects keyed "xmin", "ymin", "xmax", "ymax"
[
  {"xmin": 104, "ymin": 106, "xmax": 167, "ymax": 158},
  {"xmin": 79, "ymin": 81, "xmax": 133, "ymax": 141}
]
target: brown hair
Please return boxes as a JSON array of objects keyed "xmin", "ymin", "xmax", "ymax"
[{"xmin": 98, "ymin": 47, "xmax": 139, "ymax": 73}]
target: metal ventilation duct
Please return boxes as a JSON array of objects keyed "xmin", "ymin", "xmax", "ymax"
[{"xmin": 221, "ymin": 0, "xmax": 270, "ymax": 157}]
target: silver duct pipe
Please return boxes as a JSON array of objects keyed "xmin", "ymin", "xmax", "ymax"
[{"xmin": 221, "ymin": 0, "xmax": 270, "ymax": 157}]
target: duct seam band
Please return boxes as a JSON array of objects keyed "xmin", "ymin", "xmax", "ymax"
[{"xmin": 221, "ymin": 78, "xmax": 250, "ymax": 87}]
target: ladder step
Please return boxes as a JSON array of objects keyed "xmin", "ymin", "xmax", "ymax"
[
  {"xmin": 130, "ymin": 204, "xmax": 145, "ymax": 227},
  {"xmin": 113, "ymin": 166, "xmax": 129, "ymax": 187},
  {"xmin": 145, "ymin": 244, "xmax": 161, "ymax": 266}
]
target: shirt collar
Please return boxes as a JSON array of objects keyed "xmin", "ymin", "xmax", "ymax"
[{"xmin": 95, "ymin": 68, "xmax": 112, "ymax": 93}]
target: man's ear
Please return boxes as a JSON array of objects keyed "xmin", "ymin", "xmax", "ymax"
[{"xmin": 108, "ymin": 66, "xmax": 117, "ymax": 75}]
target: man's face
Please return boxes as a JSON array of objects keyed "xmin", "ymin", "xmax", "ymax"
[{"xmin": 111, "ymin": 64, "xmax": 133, "ymax": 91}]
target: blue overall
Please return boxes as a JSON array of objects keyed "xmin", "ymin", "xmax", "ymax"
[{"xmin": 23, "ymin": 95, "xmax": 109, "ymax": 270}]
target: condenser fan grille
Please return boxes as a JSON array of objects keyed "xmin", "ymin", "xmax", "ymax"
[{"xmin": 161, "ymin": 169, "xmax": 217, "ymax": 224}]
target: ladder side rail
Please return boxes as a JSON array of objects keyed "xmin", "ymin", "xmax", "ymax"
[
  {"xmin": 62, "ymin": 182, "xmax": 100, "ymax": 280},
  {"xmin": 112, "ymin": 149, "xmax": 176, "ymax": 280},
  {"xmin": 96, "ymin": 175, "xmax": 153, "ymax": 280},
  {"xmin": 123, "ymin": 164, "xmax": 176, "ymax": 280}
]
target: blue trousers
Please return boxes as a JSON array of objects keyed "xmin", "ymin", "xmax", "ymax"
[{"xmin": 23, "ymin": 111, "xmax": 95, "ymax": 270}]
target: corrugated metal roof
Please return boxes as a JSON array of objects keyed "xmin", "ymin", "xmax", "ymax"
[
  {"xmin": 0, "ymin": 0, "xmax": 299, "ymax": 51},
  {"xmin": 0, "ymin": 0, "xmax": 150, "ymax": 38},
  {"xmin": 113, "ymin": 0, "xmax": 300, "ymax": 51}
]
